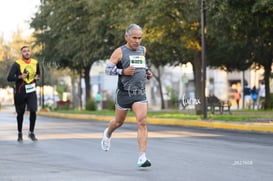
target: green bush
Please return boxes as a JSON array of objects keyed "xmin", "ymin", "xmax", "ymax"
[
  {"xmin": 86, "ymin": 98, "xmax": 96, "ymax": 111},
  {"xmin": 106, "ymin": 99, "xmax": 115, "ymax": 110},
  {"xmin": 102, "ymin": 91, "xmax": 115, "ymax": 110},
  {"xmin": 166, "ymin": 86, "xmax": 179, "ymax": 108},
  {"xmin": 260, "ymin": 93, "xmax": 273, "ymax": 109},
  {"xmin": 270, "ymin": 93, "xmax": 273, "ymax": 109}
]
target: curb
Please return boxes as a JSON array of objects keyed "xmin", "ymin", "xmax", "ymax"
[{"xmin": 37, "ymin": 112, "xmax": 273, "ymax": 134}]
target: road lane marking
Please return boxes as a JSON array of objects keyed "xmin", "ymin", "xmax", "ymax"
[{"xmin": 0, "ymin": 131, "xmax": 220, "ymax": 141}]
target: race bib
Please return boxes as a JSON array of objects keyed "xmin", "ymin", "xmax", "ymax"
[
  {"xmin": 129, "ymin": 55, "xmax": 146, "ymax": 68},
  {"xmin": 25, "ymin": 83, "xmax": 36, "ymax": 93}
]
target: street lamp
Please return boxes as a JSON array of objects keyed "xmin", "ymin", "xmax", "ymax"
[{"xmin": 201, "ymin": 0, "xmax": 207, "ymax": 119}]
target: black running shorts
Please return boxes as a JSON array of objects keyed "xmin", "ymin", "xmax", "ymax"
[
  {"xmin": 14, "ymin": 92, "xmax": 38, "ymax": 113},
  {"xmin": 115, "ymin": 89, "xmax": 147, "ymax": 110}
]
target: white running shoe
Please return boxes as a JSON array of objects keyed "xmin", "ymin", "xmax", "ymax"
[
  {"xmin": 101, "ymin": 128, "xmax": 111, "ymax": 151},
  {"xmin": 137, "ymin": 154, "xmax": 151, "ymax": 167}
]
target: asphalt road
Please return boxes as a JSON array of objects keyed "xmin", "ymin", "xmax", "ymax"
[{"xmin": 0, "ymin": 112, "xmax": 273, "ymax": 181}]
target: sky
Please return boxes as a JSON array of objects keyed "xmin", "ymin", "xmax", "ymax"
[{"xmin": 0, "ymin": 0, "xmax": 40, "ymax": 42}]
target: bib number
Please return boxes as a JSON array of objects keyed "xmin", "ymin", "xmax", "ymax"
[
  {"xmin": 129, "ymin": 55, "xmax": 146, "ymax": 68},
  {"xmin": 25, "ymin": 83, "xmax": 36, "ymax": 93}
]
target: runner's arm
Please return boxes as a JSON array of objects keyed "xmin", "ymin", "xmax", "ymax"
[
  {"xmin": 7, "ymin": 63, "xmax": 21, "ymax": 81},
  {"xmin": 105, "ymin": 48, "xmax": 123, "ymax": 75}
]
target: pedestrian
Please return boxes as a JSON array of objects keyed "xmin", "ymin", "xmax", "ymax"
[
  {"xmin": 7, "ymin": 46, "xmax": 40, "ymax": 142},
  {"xmin": 251, "ymin": 86, "xmax": 258, "ymax": 110},
  {"xmin": 243, "ymin": 84, "xmax": 251, "ymax": 109},
  {"xmin": 234, "ymin": 90, "xmax": 241, "ymax": 110},
  {"xmin": 101, "ymin": 24, "xmax": 153, "ymax": 167},
  {"xmin": 95, "ymin": 91, "xmax": 102, "ymax": 110}
]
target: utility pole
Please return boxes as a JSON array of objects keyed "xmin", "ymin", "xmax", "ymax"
[
  {"xmin": 40, "ymin": 0, "xmax": 45, "ymax": 109},
  {"xmin": 201, "ymin": 0, "xmax": 207, "ymax": 119}
]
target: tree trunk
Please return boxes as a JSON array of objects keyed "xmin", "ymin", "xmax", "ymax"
[
  {"xmin": 79, "ymin": 73, "xmax": 83, "ymax": 110},
  {"xmin": 71, "ymin": 74, "xmax": 76, "ymax": 108},
  {"xmin": 263, "ymin": 63, "xmax": 271, "ymax": 109},
  {"xmin": 192, "ymin": 51, "xmax": 203, "ymax": 115},
  {"xmin": 83, "ymin": 64, "xmax": 92, "ymax": 102},
  {"xmin": 153, "ymin": 66, "xmax": 165, "ymax": 109},
  {"xmin": 158, "ymin": 67, "xmax": 165, "ymax": 109}
]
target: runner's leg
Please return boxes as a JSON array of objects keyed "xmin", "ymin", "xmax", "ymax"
[
  {"xmin": 107, "ymin": 107, "xmax": 128, "ymax": 137},
  {"xmin": 132, "ymin": 102, "xmax": 148, "ymax": 153}
]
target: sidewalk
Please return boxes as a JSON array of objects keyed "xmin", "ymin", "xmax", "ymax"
[{"xmin": 38, "ymin": 111, "xmax": 273, "ymax": 134}]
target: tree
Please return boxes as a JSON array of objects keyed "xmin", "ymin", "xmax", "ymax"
[
  {"xmin": 126, "ymin": 0, "xmax": 204, "ymax": 113},
  {"xmin": 31, "ymin": 0, "xmax": 150, "ymax": 109},
  {"xmin": 31, "ymin": 0, "xmax": 100, "ymax": 107},
  {"xmin": 207, "ymin": 0, "xmax": 253, "ymax": 71},
  {"xmin": 0, "ymin": 36, "xmax": 13, "ymax": 87},
  {"xmin": 207, "ymin": 0, "xmax": 273, "ymax": 109},
  {"xmin": 30, "ymin": 0, "xmax": 273, "ymax": 112},
  {"xmin": 251, "ymin": 0, "xmax": 273, "ymax": 109},
  {"xmin": 0, "ymin": 29, "xmax": 34, "ymax": 88}
]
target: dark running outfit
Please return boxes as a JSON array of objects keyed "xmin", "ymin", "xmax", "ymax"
[
  {"xmin": 116, "ymin": 45, "xmax": 148, "ymax": 110},
  {"xmin": 7, "ymin": 59, "xmax": 40, "ymax": 134}
]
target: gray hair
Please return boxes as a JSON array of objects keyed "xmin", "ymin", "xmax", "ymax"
[{"xmin": 125, "ymin": 24, "xmax": 142, "ymax": 36}]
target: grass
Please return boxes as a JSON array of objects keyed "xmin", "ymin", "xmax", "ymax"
[{"xmin": 51, "ymin": 109, "xmax": 273, "ymax": 122}]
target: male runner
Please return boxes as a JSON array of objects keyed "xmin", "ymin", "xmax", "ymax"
[
  {"xmin": 101, "ymin": 24, "xmax": 153, "ymax": 167},
  {"xmin": 7, "ymin": 46, "xmax": 40, "ymax": 142}
]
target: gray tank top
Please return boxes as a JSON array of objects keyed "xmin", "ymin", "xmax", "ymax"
[{"xmin": 117, "ymin": 45, "xmax": 147, "ymax": 91}]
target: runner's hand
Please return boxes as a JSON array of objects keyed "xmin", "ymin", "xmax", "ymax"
[
  {"xmin": 146, "ymin": 69, "xmax": 153, "ymax": 80},
  {"xmin": 123, "ymin": 66, "xmax": 135, "ymax": 76},
  {"xmin": 19, "ymin": 73, "xmax": 28, "ymax": 79},
  {"xmin": 34, "ymin": 75, "xmax": 40, "ymax": 80}
]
